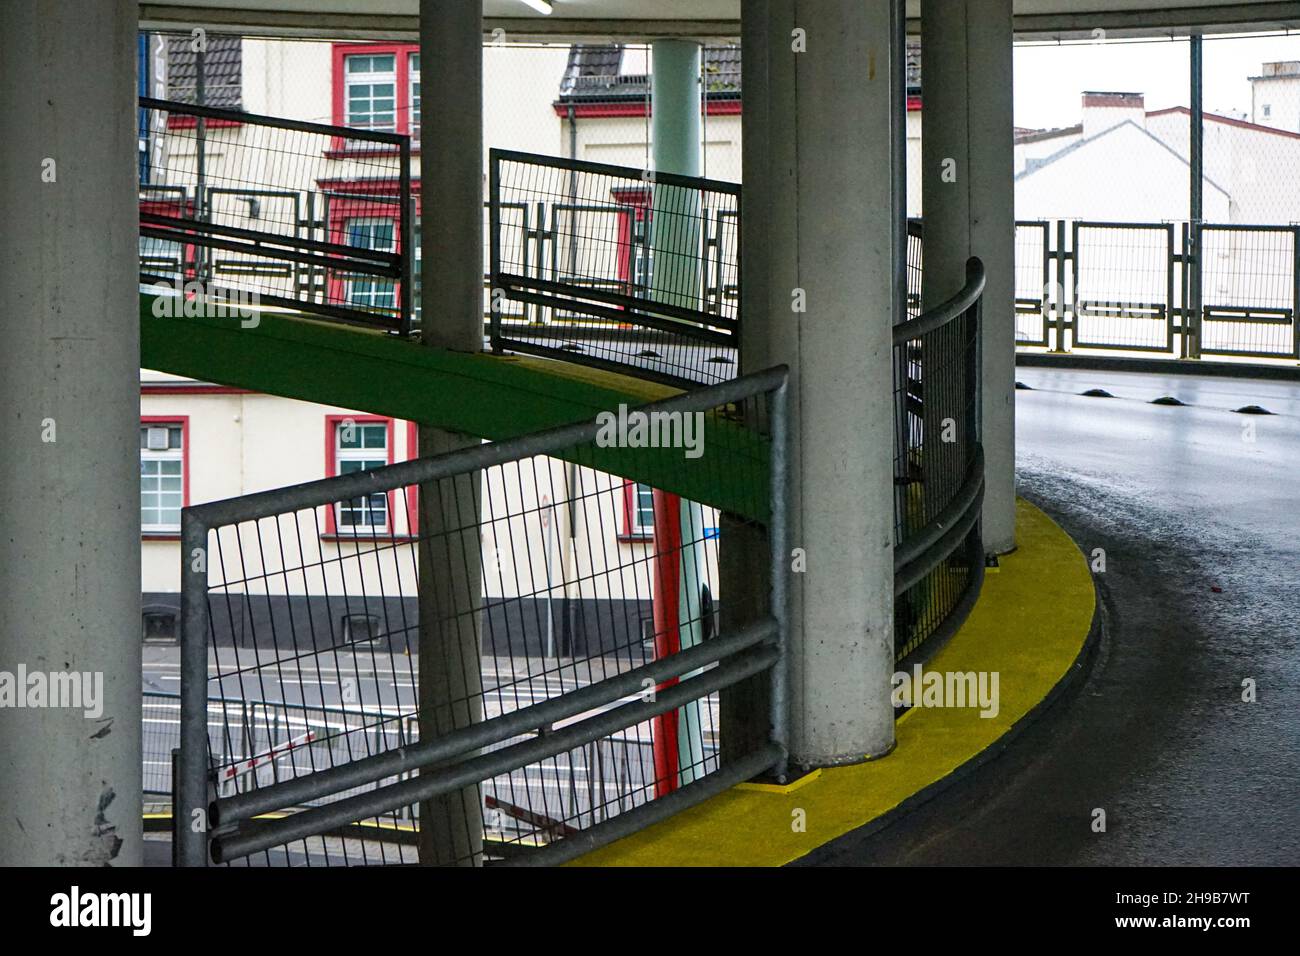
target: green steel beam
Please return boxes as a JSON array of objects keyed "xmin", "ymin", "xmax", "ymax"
[{"xmin": 140, "ymin": 295, "xmax": 769, "ymax": 520}]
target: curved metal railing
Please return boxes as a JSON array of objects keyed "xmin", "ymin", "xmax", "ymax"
[{"xmin": 892, "ymin": 256, "xmax": 986, "ymax": 663}]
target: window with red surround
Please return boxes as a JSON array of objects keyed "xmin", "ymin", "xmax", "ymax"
[
  {"xmin": 330, "ymin": 43, "xmax": 421, "ymax": 151},
  {"xmin": 324, "ymin": 415, "xmax": 396, "ymax": 537},
  {"xmin": 621, "ymin": 480, "xmax": 655, "ymax": 541}
]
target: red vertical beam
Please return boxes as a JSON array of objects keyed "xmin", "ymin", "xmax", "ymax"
[{"xmin": 650, "ymin": 489, "xmax": 682, "ymax": 797}]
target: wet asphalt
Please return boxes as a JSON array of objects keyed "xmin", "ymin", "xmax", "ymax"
[{"xmin": 809, "ymin": 366, "xmax": 1300, "ymax": 866}]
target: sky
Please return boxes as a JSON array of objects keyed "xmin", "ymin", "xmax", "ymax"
[{"xmin": 1013, "ymin": 32, "xmax": 1300, "ymax": 130}]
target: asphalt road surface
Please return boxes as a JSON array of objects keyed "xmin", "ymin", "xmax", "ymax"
[{"xmin": 809, "ymin": 365, "xmax": 1300, "ymax": 865}]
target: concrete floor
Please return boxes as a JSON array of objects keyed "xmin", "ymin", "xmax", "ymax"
[{"xmin": 814, "ymin": 366, "xmax": 1300, "ymax": 865}]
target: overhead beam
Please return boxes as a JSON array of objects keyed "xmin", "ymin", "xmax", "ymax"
[{"xmin": 138, "ymin": 2, "xmax": 1300, "ymax": 41}]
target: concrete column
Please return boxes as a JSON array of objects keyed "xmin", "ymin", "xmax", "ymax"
[
  {"xmin": 739, "ymin": 0, "xmax": 901, "ymax": 766},
  {"xmin": 0, "ymin": 0, "xmax": 141, "ymax": 866},
  {"xmin": 417, "ymin": 0, "xmax": 484, "ymax": 866},
  {"xmin": 921, "ymin": 0, "xmax": 1017, "ymax": 555}
]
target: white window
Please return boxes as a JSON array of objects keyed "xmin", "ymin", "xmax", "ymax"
[
  {"xmin": 140, "ymin": 423, "xmax": 184, "ymax": 533},
  {"xmin": 345, "ymin": 218, "xmax": 397, "ymax": 310},
  {"xmin": 1262, "ymin": 104, "xmax": 1272, "ymax": 118},
  {"xmin": 409, "ymin": 52, "xmax": 421, "ymax": 141},
  {"xmin": 345, "ymin": 53, "xmax": 397, "ymax": 131},
  {"xmin": 335, "ymin": 420, "xmax": 389, "ymax": 532},
  {"xmin": 627, "ymin": 482, "xmax": 655, "ymax": 537}
]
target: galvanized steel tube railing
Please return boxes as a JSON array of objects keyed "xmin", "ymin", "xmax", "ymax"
[
  {"xmin": 178, "ymin": 365, "xmax": 790, "ymax": 866},
  {"xmin": 892, "ymin": 256, "xmax": 986, "ymax": 663}
]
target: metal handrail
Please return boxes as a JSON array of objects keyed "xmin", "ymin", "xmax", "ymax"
[
  {"xmin": 179, "ymin": 364, "xmax": 791, "ymax": 866},
  {"xmin": 488, "ymin": 148, "xmax": 742, "ymax": 387},
  {"xmin": 490, "ymin": 146, "xmax": 737, "ymax": 194},
  {"xmin": 892, "ymin": 251, "xmax": 985, "ymax": 662},
  {"xmin": 138, "ymin": 96, "xmax": 413, "ymax": 334},
  {"xmin": 186, "ymin": 364, "xmax": 787, "ymax": 529},
  {"xmin": 894, "ymin": 256, "xmax": 986, "ymax": 344},
  {"xmin": 210, "ymin": 645, "xmax": 778, "ymax": 862},
  {"xmin": 210, "ymin": 618, "xmax": 776, "ymax": 827},
  {"xmin": 893, "ymin": 445, "xmax": 985, "ymax": 588},
  {"xmin": 139, "ymin": 95, "xmax": 407, "ymax": 146}
]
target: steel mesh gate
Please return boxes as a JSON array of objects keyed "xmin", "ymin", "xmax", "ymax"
[{"xmin": 1003, "ymin": 219, "xmax": 1300, "ymax": 360}]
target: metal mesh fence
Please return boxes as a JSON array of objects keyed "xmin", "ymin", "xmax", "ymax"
[
  {"xmin": 1014, "ymin": 221, "xmax": 1051, "ymax": 346},
  {"xmin": 906, "ymin": 219, "xmax": 924, "ymax": 320},
  {"xmin": 892, "ymin": 264, "xmax": 984, "ymax": 664},
  {"xmin": 490, "ymin": 149, "xmax": 740, "ymax": 387},
  {"xmin": 179, "ymin": 369, "xmax": 787, "ymax": 866},
  {"xmin": 1199, "ymin": 224, "xmax": 1299, "ymax": 357},
  {"xmin": 1071, "ymin": 222, "xmax": 1175, "ymax": 352},
  {"xmin": 139, "ymin": 96, "xmax": 411, "ymax": 332}
]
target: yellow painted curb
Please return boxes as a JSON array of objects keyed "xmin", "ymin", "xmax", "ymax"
[{"xmin": 569, "ymin": 498, "xmax": 1095, "ymax": 866}]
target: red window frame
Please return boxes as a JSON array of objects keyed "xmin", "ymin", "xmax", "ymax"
[
  {"xmin": 140, "ymin": 415, "xmax": 190, "ymax": 541},
  {"xmin": 610, "ymin": 187, "xmax": 651, "ymax": 301},
  {"xmin": 323, "ymin": 414, "xmax": 397, "ymax": 537},
  {"xmin": 317, "ymin": 179, "xmax": 421, "ymax": 313},
  {"xmin": 330, "ymin": 43, "xmax": 420, "ymax": 154},
  {"xmin": 405, "ymin": 421, "xmax": 420, "ymax": 535},
  {"xmin": 620, "ymin": 480, "xmax": 655, "ymax": 542},
  {"xmin": 139, "ymin": 197, "xmax": 199, "ymax": 282}
]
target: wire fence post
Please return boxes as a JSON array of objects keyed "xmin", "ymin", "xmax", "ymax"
[
  {"xmin": 400, "ymin": 135, "xmax": 413, "ymax": 337},
  {"xmin": 178, "ymin": 511, "xmax": 210, "ymax": 866},
  {"xmin": 768, "ymin": 376, "xmax": 790, "ymax": 783}
]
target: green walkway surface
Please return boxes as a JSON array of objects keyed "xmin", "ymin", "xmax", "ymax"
[{"xmin": 140, "ymin": 296, "xmax": 770, "ymax": 520}]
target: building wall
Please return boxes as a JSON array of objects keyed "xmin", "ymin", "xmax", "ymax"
[
  {"xmin": 1252, "ymin": 72, "xmax": 1300, "ymax": 134},
  {"xmin": 138, "ymin": 384, "xmax": 719, "ymax": 652}
]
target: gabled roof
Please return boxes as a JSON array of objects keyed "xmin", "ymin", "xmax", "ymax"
[
  {"xmin": 1016, "ymin": 105, "xmax": 1300, "ymax": 146},
  {"xmin": 164, "ymin": 34, "xmax": 242, "ymax": 109},
  {"xmin": 1016, "ymin": 118, "xmax": 1232, "ymax": 200},
  {"xmin": 555, "ymin": 38, "xmax": 922, "ymax": 105},
  {"xmin": 1146, "ymin": 105, "xmax": 1300, "ymax": 141},
  {"xmin": 557, "ymin": 43, "xmax": 740, "ymax": 103}
]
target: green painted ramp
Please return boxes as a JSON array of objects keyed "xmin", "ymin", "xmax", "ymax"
[{"xmin": 140, "ymin": 295, "xmax": 770, "ymax": 521}]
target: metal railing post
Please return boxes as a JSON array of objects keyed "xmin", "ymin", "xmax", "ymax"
[
  {"xmin": 400, "ymin": 136, "xmax": 413, "ymax": 337},
  {"xmin": 1293, "ymin": 225, "xmax": 1300, "ymax": 361},
  {"xmin": 767, "ymin": 376, "xmax": 790, "ymax": 783},
  {"xmin": 1189, "ymin": 34, "xmax": 1204, "ymax": 360},
  {"xmin": 178, "ymin": 512, "xmax": 210, "ymax": 866},
  {"xmin": 488, "ymin": 152, "xmax": 502, "ymax": 348},
  {"xmin": 1053, "ymin": 219, "xmax": 1069, "ymax": 352}
]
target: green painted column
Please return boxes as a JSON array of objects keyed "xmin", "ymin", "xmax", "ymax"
[{"xmin": 649, "ymin": 39, "xmax": 710, "ymax": 786}]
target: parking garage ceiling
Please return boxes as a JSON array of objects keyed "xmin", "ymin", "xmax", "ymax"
[{"xmin": 140, "ymin": 1, "xmax": 1300, "ymax": 41}]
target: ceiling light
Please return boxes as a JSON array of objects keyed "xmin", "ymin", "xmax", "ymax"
[{"xmin": 519, "ymin": 0, "xmax": 553, "ymax": 14}]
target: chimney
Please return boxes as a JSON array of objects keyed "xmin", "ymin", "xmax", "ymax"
[
  {"xmin": 1081, "ymin": 91, "xmax": 1146, "ymax": 138},
  {"xmin": 1261, "ymin": 61, "xmax": 1300, "ymax": 77}
]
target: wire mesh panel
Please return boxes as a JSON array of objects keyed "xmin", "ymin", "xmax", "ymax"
[
  {"xmin": 139, "ymin": 97, "xmax": 412, "ymax": 332},
  {"xmin": 906, "ymin": 219, "xmax": 924, "ymax": 320},
  {"xmin": 1014, "ymin": 221, "xmax": 1050, "ymax": 347},
  {"xmin": 1199, "ymin": 224, "xmax": 1299, "ymax": 359},
  {"xmin": 1072, "ymin": 221, "xmax": 1175, "ymax": 353},
  {"xmin": 179, "ymin": 369, "xmax": 788, "ymax": 867},
  {"xmin": 892, "ymin": 261, "xmax": 985, "ymax": 664},
  {"xmin": 489, "ymin": 149, "xmax": 740, "ymax": 387}
]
